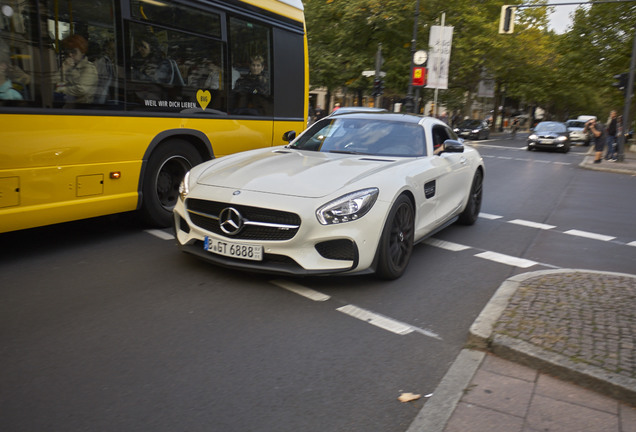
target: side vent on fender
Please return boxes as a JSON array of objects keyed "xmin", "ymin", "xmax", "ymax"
[{"xmin": 424, "ymin": 180, "xmax": 436, "ymax": 199}]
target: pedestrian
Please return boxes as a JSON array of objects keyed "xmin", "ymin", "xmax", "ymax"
[
  {"xmin": 510, "ymin": 117, "xmax": 520, "ymax": 139},
  {"xmin": 605, "ymin": 110, "xmax": 618, "ymax": 161},
  {"xmin": 584, "ymin": 117, "xmax": 605, "ymax": 163}
]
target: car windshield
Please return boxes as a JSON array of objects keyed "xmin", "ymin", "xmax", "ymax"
[
  {"xmin": 459, "ymin": 120, "xmax": 482, "ymax": 128},
  {"xmin": 535, "ymin": 122, "xmax": 566, "ymax": 133},
  {"xmin": 566, "ymin": 120, "xmax": 585, "ymax": 128},
  {"xmin": 291, "ymin": 117, "xmax": 427, "ymax": 157}
]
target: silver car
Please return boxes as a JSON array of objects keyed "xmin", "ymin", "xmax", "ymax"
[{"xmin": 565, "ymin": 119, "xmax": 589, "ymax": 146}]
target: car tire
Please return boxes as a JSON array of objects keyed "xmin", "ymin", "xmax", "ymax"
[
  {"xmin": 140, "ymin": 139, "xmax": 204, "ymax": 227},
  {"xmin": 527, "ymin": 145, "xmax": 534, "ymax": 151},
  {"xmin": 376, "ymin": 195, "xmax": 414, "ymax": 280},
  {"xmin": 457, "ymin": 169, "xmax": 483, "ymax": 226}
]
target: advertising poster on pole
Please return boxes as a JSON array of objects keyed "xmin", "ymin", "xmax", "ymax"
[{"xmin": 426, "ymin": 25, "xmax": 453, "ymax": 90}]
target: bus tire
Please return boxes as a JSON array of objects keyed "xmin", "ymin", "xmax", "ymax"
[{"xmin": 140, "ymin": 139, "xmax": 204, "ymax": 227}]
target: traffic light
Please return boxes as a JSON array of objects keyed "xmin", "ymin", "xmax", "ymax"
[
  {"xmin": 499, "ymin": 6, "xmax": 516, "ymax": 34},
  {"xmin": 372, "ymin": 79, "xmax": 384, "ymax": 97},
  {"xmin": 613, "ymin": 72, "xmax": 628, "ymax": 96}
]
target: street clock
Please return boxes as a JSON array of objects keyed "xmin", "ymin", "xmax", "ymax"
[{"xmin": 413, "ymin": 50, "xmax": 428, "ymax": 65}]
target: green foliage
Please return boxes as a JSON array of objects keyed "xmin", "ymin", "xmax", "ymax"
[{"xmin": 304, "ymin": 0, "xmax": 636, "ymax": 119}]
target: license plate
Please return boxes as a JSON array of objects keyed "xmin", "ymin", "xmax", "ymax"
[
  {"xmin": 204, "ymin": 237, "xmax": 263, "ymax": 261},
  {"xmin": 539, "ymin": 139, "xmax": 553, "ymax": 144}
]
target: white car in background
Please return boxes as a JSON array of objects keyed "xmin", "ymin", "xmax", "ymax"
[
  {"xmin": 565, "ymin": 119, "xmax": 590, "ymax": 146},
  {"xmin": 174, "ymin": 112, "xmax": 485, "ymax": 279}
]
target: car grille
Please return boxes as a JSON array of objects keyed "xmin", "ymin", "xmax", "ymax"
[{"xmin": 186, "ymin": 198, "xmax": 301, "ymax": 241}]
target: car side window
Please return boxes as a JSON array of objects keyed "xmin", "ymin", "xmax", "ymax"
[{"xmin": 432, "ymin": 125, "xmax": 451, "ymax": 150}]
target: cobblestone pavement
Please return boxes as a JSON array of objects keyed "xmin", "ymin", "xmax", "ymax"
[
  {"xmin": 408, "ymin": 271, "xmax": 636, "ymax": 432},
  {"xmin": 495, "ymin": 272, "xmax": 636, "ymax": 382}
]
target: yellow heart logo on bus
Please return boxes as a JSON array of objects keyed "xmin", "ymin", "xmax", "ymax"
[{"xmin": 196, "ymin": 90, "xmax": 211, "ymax": 110}]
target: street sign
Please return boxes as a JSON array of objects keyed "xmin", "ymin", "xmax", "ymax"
[{"xmin": 362, "ymin": 70, "xmax": 386, "ymax": 77}]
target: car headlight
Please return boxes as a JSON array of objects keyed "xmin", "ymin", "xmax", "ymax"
[
  {"xmin": 528, "ymin": 134, "xmax": 538, "ymax": 140},
  {"xmin": 557, "ymin": 135, "xmax": 567, "ymax": 142},
  {"xmin": 472, "ymin": 129, "xmax": 480, "ymax": 133},
  {"xmin": 316, "ymin": 188, "xmax": 379, "ymax": 225},
  {"xmin": 178, "ymin": 171, "xmax": 191, "ymax": 201}
]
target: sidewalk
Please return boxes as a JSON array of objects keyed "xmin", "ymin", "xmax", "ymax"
[
  {"xmin": 579, "ymin": 142, "xmax": 636, "ymax": 175},
  {"xmin": 406, "ymin": 269, "xmax": 636, "ymax": 432}
]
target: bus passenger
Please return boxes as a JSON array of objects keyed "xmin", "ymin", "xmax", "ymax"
[
  {"xmin": 234, "ymin": 55, "xmax": 269, "ymax": 96},
  {"xmin": 131, "ymin": 33, "xmax": 184, "ymax": 86},
  {"xmin": 54, "ymin": 34, "xmax": 98, "ymax": 104},
  {"xmin": 232, "ymin": 55, "xmax": 270, "ymax": 115},
  {"xmin": 0, "ymin": 39, "xmax": 23, "ymax": 100}
]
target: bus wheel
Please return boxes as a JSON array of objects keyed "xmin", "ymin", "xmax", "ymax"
[{"xmin": 140, "ymin": 139, "xmax": 203, "ymax": 227}]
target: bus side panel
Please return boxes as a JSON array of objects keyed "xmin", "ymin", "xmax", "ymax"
[{"xmin": 0, "ymin": 114, "xmax": 275, "ymax": 233}]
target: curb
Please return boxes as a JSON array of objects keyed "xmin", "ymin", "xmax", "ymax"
[
  {"xmin": 406, "ymin": 269, "xmax": 636, "ymax": 432},
  {"xmin": 405, "ymin": 349, "xmax": 485, "ymax": 432},
  {"xmin": 468, "ymin": 269, "xmax": 636, "ymax": 406},
  {"xmin": 579, "ymin": 148, "xmax": 636, "ymax": 175}
]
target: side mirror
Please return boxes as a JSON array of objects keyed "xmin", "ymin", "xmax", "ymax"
[
  {"xmin": 441, "ymin": 139, "xmax": 464, "ymax": 153},
  {"xmin": 282, "ymin": 130, "xmax": 296, "ymax": 142}
]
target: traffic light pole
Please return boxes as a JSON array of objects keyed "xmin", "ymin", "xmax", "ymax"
[
  {"xmin": 404, "ymin": 0, "xmax": 420, "ymax": 113},
  {"xmin": 618, "ymin": 25, "xmax": 636, "ymax": 162}
]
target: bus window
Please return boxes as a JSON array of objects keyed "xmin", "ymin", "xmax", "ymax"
[
  {"xmin": 126, "ymin": 22, "xmax": 226, "ymax": 114},
  {"xmin": 0, "ymin": 0, "xmax": 36, "ymax": 104},
  {"xmin": 130, "ymin": 0, "xmax": 221, "ymax": 39},
  {"xmin": 229, "ymin": 17, "xmax": 273, "ymax": 116}
]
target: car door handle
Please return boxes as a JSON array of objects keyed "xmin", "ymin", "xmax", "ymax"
[{"xmin": 460, "ymin": 157, "xmax": 467, "ymax": 165}]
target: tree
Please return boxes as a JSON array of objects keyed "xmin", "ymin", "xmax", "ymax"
[{"xmin": 304, "ymin": 0, "xmax": 635, "ymax": 120}]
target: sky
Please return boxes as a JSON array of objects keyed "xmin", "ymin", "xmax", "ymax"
[{"xmin": 547, "ymin": 2, "xmax": 582, "ymax": 34}]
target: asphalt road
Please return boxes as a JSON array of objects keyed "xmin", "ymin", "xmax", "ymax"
[{"xmin": 1, "ymin": 135, "xmax": 635, "ymax": 432}]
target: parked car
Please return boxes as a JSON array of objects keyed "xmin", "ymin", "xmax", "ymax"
[
  {"xmin": 174, "ymin": 112, "xmax": 485, "ymax": 280},
  {"xmin": 527, "ymin": 121, "xmax": 571, "ymax": 153},
  {"xmin": 453, "ymin": 119, "xmax": 490, "ymax": 140},
  {"xmin": 565, "ymin": 119, "xmax": 590, "ymax": 146}
]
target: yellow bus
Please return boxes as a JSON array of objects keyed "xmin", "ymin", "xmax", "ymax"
[{"xmin": 0, "ymin": 0, "xmax": 308, "ymax": 233}]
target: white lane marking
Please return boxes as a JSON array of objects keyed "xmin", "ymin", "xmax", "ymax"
[
  {"xmin": 145, "ymin": 229, "xmax": 175, "ymax": 240},
  {"xmin": 474, "ymin": 251, "xmax": 538, "ymax": 268},
  {"xmin": 479, "ymin": 213, "xmax": 503, "ymax": 220},
  {"xmin": 564, "ymin": 229, "xmax": 616, "ymax": 242},
  {"xmin": 336, "ymin": 305, "xmax": 441, "ymax": 340},
  {"xmin": 423, "ymin": 238, "xmax": 471, "ymax": 251},
  {"xmin": 554, "ymin": 162, "xmax": 571, "ymax": 165},
  {"xmin": 508, "ymin": 219, "xmax": 556, "ymax": 230},
  {"xmin": 628, "ymin": 241, "xmax": 636, "ymax": 247},
  {"xmin": 271, "ymin": 280, "xmax": 330, "ymax": 302}
]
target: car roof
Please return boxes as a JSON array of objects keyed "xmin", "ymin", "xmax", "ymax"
[
  {"xmin": 326, "ymin": 111, "xmax": 439, "ymax": 125},
  {"xmin": 328, "ymin": 107, "xmax": 388, "ymax": 116}
]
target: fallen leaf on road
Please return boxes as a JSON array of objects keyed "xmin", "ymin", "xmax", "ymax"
[{"xmin": 398, "ymin": 392, "xmax": 421, "ymax": 403}]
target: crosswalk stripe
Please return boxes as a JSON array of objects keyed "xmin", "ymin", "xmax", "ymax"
[
  {"xmin": 423, "ymin": 238, "xmax": 471, "ymax": 251},
  {"xmin": 564, "ymin": 229, "xmax": 616, "ymax": 242},
  {"xmin": 271, "ymin": 280, "xmax": 331, "ymax": 302},
  {"xmin": 474, "ymin": 251, "xmax": 538, "ymax": 268},
  {"xmin": 508, "ymin": 219, "xmax": 556, "ymax": 230}
]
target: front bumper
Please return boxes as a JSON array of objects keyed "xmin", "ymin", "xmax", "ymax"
[
  {"xmin": 173, "ymin": 188, "xmax": 390, "ymax": 276},
  {"xmin": 527, "ymin": 138, "xmax": 568, "ymax": 149}
]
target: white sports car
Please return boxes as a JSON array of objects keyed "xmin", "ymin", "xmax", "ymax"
[{"xmin": 174, "ymin": 112, "xmax": 484, "ymax": 279}]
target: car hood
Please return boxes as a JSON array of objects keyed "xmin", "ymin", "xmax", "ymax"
[{"xmin": 195, "ymin": 147, "xmax": 405, "ymax": 198}]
